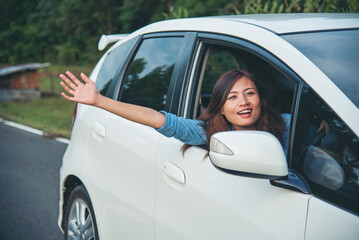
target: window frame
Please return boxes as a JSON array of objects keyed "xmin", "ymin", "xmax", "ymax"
[
  {"xmin": 112, "ymin": 32, "xmax": 190, "ymax": 113},
  {"xmin": 178, "ymin": 32, "xmax": 303, "ymax": 166}
]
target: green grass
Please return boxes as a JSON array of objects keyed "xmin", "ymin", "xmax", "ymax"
[
  {"xmin": 0, "ymin": 97, "xmax": 76, "ymax": 138},
  {"xmin": 0, "ymin": 65, "xmax": 91, "ymax": 139}
]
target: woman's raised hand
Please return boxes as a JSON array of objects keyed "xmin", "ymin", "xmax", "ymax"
[
  {"xmin": 60, "ymin": 71, "xmax": 100, "ymax": 106},
  {"xmin": 60, "ymin": 71, "xmax": 166, "ymax": 129}
]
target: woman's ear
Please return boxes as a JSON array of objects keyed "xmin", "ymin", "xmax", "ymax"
[{"xmin": 220, "ymin": 106, "xmax": 224, "ymax": 115}]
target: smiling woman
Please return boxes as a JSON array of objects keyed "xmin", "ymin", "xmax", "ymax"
[{"xmin": 180, "ymin": 69, "xmax": 288, "ymax": 153}]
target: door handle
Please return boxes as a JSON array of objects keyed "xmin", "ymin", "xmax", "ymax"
[
  {"xmin": 93, "ymin": 121, "xmax": 106, "ymax": 138},
  {"xmin": 163, "ymin": 162, "xmax": 186, "ymax": 184}
]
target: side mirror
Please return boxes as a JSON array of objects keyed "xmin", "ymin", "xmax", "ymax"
[
  {"xmin": 209, "ymin": 131, "xmax": 288, "ymax": 179},
  {"xmin": 302, "ymin": 145, "xmax": 345, "ymax": 190}
]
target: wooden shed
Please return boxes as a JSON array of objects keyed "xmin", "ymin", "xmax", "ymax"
[{"xmin": 0, "ymin": 63, "xmax": 50, "ymax": 101}]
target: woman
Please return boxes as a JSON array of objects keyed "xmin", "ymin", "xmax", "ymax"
[{"xmin": 60, "ymin": 69, "xmax": 290, "ymax": 153}]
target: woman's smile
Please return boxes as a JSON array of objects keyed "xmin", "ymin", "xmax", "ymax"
[{"xmin": 238, "ymin": 108, "xmax": 252, "ymax": 118}]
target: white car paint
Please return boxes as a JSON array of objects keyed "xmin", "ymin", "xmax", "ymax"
[
  {"xmin": 154, "ymin": 136, "xmax": 309, "ymax": 240},
  {"xmin": 305, "ymin": 197, "xmax": 359, "ymax": 240}
]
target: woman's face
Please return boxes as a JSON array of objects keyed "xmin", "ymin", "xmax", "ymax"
[{"xmin": 221, "ymin": 77, "xmax": 261, "ymax": 130}]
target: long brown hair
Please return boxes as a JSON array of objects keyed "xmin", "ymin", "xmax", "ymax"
[{"xmin": 182, "ymin": 69, "xmax": 285, "ymax": 152}]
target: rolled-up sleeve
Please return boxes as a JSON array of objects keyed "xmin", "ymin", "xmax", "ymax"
[{"xmin": 156, "ymin": 111, "xmax": 207, "ymax": 145}]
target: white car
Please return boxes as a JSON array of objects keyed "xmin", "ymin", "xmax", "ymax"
[{"xmin": 58, "ymin": 13, "xmax": 359, "ymax": 240}]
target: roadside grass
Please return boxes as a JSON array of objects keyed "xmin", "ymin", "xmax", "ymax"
[
  {"xmin": 0, "ymin": 98, "xmax": 76, "ymax": 138},
  {"xmin": 0, "ymin": 65, "xmax": 93, "ymax": 139}
]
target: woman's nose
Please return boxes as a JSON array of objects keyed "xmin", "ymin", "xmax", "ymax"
[{"xmin": 238, "ymin": 94, "xmax": 249, "ymax": 106}]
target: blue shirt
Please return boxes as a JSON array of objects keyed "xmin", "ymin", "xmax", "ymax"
[{"xmin": 156, "ymin": 111, "xmax": 291, "ymax": 155}]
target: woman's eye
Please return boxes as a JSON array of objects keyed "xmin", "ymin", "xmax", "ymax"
[
  {"xmin": 246, "ymin": 92, "xmax": 255, "ymax": 96},
  {"xmin": 228, "ymin": 95, "xmax": 236, "ymax": 100}
]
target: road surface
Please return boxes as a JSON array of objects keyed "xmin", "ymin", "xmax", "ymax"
[{"xmin": 0, "ymin": 121, "xmax": 67, "ymax": 239}]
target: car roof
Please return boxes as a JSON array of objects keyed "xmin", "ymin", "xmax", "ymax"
[
  {"xmin": 211, "ymin": 13, "xmax": 359, "ymax": 34},
  {"xmin": 142, "ymin": 13, "xmax": 359, "ymax": 35}
]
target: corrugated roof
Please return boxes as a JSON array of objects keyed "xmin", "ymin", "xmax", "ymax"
[{"xmin": 0, "ymin": 63, "xmax": 50, "ymax": 77}]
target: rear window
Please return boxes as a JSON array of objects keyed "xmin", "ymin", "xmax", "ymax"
[{"xmin": 282, "ymin": 30, "xmax": 359, "ymax": 108}]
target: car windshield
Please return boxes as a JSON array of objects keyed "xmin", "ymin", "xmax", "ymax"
[{"xmin": 282, "ymin": 29, "xmax": 359, "ymax": 108}]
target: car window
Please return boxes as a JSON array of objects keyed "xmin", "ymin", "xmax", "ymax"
[
  {"xmin": 292, "ymin": 82, "xmax": 359, "ymax": 214},
  {"xmin": 192, "ymin": 43, "xmax": 295, "ymax": 119},
  {"xmin": 96, "ymin": 38, "xmax": 136, "ymax": 96},
  {"xmin": 120, "ymin": 37, "xmax": 184, "ymax": 111},
  {"xmin": 186, "ymin": 40, "xmax": 297, "ymax": 156}
]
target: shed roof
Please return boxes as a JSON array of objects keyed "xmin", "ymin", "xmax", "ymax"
[{"xmin": 0, "ymin": 63, "xmax": 50, "ymax": 77}]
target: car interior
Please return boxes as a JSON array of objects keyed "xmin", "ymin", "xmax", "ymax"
[{"xmin": 292, "ymin": 86, "xmax": 359, "ymax": 213}]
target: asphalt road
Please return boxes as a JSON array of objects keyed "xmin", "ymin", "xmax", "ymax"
[{"xmin": 0, "ymin": 122, "xmax": 67, "ymax": 240}]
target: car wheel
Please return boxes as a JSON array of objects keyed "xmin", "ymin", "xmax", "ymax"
[{"xmin": 64, "ymin": 185, "xmax": 99, "ymax": 240}]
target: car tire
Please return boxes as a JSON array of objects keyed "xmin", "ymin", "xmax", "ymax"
[{"xmin": 64, "ymin": 185, "xmax": 99, "ymax": 240}]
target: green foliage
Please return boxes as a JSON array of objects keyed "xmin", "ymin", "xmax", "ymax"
[
  {"xmin": 163, "ymin": 6, "xmax": 189, "ymax": 19},
  {"xmin": 172, "ymin": 0, "xmax": 237, "ymax": 16},
  {"xmin": 230, "ymin": 0, "xmax": 358, "ymax": 14},
  {"xmin": 0, "ymin": 0, "xmax": 357, "ymax": 66},
  {"xmin": 342, "ymin": 0, "xmax": 359, "ymax": 12},
  {"xmin": 118, "ymin": 0, "xmax": 160, "ymax": 32}
]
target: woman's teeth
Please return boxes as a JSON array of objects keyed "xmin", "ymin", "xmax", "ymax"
[{"xmin": 239, "ymin": 110, "xmax": 252, "ymax": 115}]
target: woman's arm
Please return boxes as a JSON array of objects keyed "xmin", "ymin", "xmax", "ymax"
[{"xmin": 60, "ymin": 71, "xmax": 166, "ymax": 129}]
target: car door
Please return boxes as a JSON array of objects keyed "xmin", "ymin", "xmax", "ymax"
[
  {"xmin": 291, "ymin": 82, "xmax": 359, "ymax": 240},
  {"xmin": 154, "ymin": 34, "xmax": 311, "ymax": 239},
  {"xmin": 281, "ymin": 29, "xmax": 359, "ymax": 239},
  {"xmin": 84, "ymin": 33, "xmax": 187, "ymax": 239}
]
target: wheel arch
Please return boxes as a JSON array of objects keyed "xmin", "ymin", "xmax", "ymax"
[{"xmin": 60, "ymin": 175, "xmax": 84, "ymax": 230}]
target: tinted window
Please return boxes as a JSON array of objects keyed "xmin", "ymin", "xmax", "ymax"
[
  {"xmin": 96, "ymin": 38, "xmax": 136, "ymax": 96},
  {"xmin": 283, "ymin": 30, "xmax": 359, "ymax": 107},
  {"xmin": 292, "ymin": 83, "xmax": 359, "ymax": 214},
  {"xmin": 201, "ymin": 47, "xmax": 241, "ymax": 94},
  {"xmin": 120, "ymin": 37, "xmax": 183, "ymax": 111}
]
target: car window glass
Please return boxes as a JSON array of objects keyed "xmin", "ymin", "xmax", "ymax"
[
  {"xmin": 283, "ymin": 30, "xmax": 359, "ymax": 108},
  {"xmin": 292, "ymin": 83, "xmax": 359, "ymax": 214},
  {"xmin": 201, "ymin": 47, "xmax": 241, "ymax": 94},
  {"xmin": 96, "ymin": 38, "xmax": 135, "ymax": 96},
  {"xmin": 120, "ymin": 37, "xmax": 183, "ymax": 111}
]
